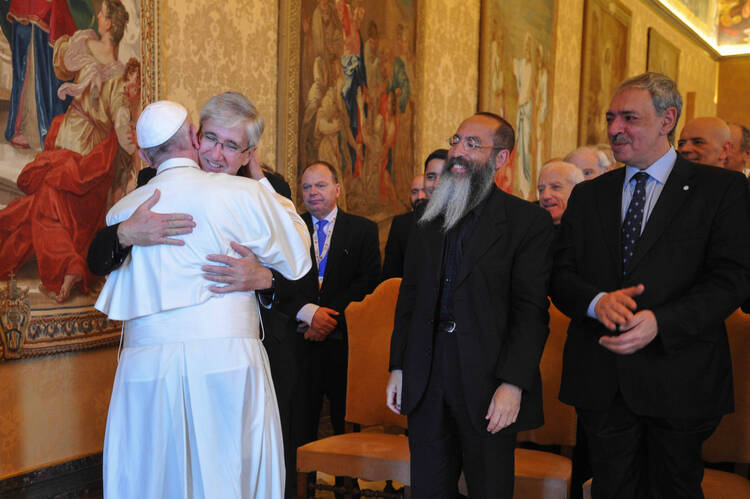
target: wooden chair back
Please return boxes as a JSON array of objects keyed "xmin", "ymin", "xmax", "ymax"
[
  {"xmin": 344, "ymin": 278, "xmax": 408, "ymax": 429},
  {"xmin": 703, "ymin": 308, "xmax": 750, "ymax": 464},
  {"xmin": 517, "ymin": 302, "xmax": 577, "ymax": 448}
]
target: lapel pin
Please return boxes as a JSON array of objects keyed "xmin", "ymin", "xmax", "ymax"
[{"xmin": 683, "ymin": 185, "xmax": 689, "ymax": 191}]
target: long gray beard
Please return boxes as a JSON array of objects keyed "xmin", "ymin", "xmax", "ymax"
[{"xmin": 420, "ymin": 158, "xmax": 495, "ymax": 232}]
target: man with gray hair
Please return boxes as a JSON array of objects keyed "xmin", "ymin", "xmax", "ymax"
[
  {"xmin": 551, "ymin": 72, "xmax": 750, "ymax": 498},
  {"xmin": 88, "ymin": 92, "xmax": 314, "ymax": 497},
  {"xmin": 537, "ymin": 160, "xmax": 584, "ymax": 224},
  {"xmin": 95, "ymin": 100, "xmax": 312, "ymax": 498},
  {"xmin": 564, "ymin": 145, "xmax": 610, "ymax": 180},
  {"xmin": 727, "ymin": 122, "xmax": 750, "ymax": 174}
]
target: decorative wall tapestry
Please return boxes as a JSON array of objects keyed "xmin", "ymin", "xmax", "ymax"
[
  {"xmin": 279, "ymin": 0, "xmax": 418, "ymax": 220},
  {"xmin": 0, "ymin": 0, "xmax": 157, "ymax": 361},
  {"xmin": 479, "ymin": 0, "xmax": 557, "ymax": 200},
  {"xmin": 578, "ymin": 0, "xmax": 631, "ymax": 147}
]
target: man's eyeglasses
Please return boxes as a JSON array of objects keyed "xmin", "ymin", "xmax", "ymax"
[
  {"xmin": 447, "ymin": 134, "xmax": 503, "ymax": 151},
  {"xmin": 200, "ymin": 132, "xmax": 252, "ymax": 155}
]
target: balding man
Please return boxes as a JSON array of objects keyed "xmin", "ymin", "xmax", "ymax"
[
  {"xmin": 727, "ymin": 122, "xmax": 750, "ymax": 174},
  {"xmin": 538, "ymin": 161, "xmax": 584, "ymax": 225},
  {"xmin": 383, "ymin": 174, "xmax": 428, "ymax": 279},
  {"xmin": 387, "ymin": 112, "xmax": 553, "ymax": 498},
  {"xmin": 564, "ymin": 146, "xmax": 610, "ymax": 180},
  {"xmin": 677, "ymin": 117, "xmax": 731, "ymax": 167}
]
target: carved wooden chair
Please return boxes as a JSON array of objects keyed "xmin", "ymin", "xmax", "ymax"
[{"xmin": 296, "ymin": 278, "xmax": 410, "ymax": 498}]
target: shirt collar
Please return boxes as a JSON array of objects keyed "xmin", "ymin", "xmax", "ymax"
[
  {"xmin": 156, "ymin": 157, "xmax": 200, "ymax": 175},
  {"xmin": 624, "ymin": 147, "xmax": 676, "ymax": 185},
  {"xmin": 311, "ymin": 206, "xmax": 338, "ymax": 226}
]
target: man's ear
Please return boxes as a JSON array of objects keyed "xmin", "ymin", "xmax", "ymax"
[
  {"xmin": 720, "ymin": 141, "xmax": 731, "ymax": 167},
  {"xmin": 138, "ymin": 149, "xmax": 154, "ymax": 168},
  {"xmin": 661, "ymin": 107, "xmax": 678, "ymax": 137},
  {"xmin": 494, "ymin": 149, "xmax": 511, "ymax": 170},
  {"xmin": 189, "ymin": 124, "xmax": 200, "ymax": 150}
]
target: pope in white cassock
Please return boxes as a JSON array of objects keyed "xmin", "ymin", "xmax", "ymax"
[{"xmin": 95, "ymin": 101, "xmax": 312, "ymax": 498}]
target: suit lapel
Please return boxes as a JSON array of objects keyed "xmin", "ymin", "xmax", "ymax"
[
  {"xmin": 595, "ymin": 168, "xmax": 626, "ymax": 275},
  {"xmin": 625, "ymin": 157, "xmax": 693, "ymax": 275},
  {"xmin": 302, "ymin": 213, "xmax": 318, "ymax": 276},
  {"xmin": 455, "ymin": 189, "xmax": 506, "ymax": 287}
]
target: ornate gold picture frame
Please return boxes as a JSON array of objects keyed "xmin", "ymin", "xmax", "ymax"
[{"xmin": 0, "ymin": 0, "xmax": 158, "ymax": 361}]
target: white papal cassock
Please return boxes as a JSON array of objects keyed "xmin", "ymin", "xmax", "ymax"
[{"xmin": 95, "ymin": 158, "xmax": 312, "ymax": 499}]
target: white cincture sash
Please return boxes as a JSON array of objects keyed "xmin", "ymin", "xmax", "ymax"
[{"xmin": 124, "ymin": 293, "xmax": 259, "ymax": 348}]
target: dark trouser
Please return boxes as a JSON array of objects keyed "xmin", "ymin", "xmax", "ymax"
[
  {"xmin": 407, "ymin": 328, "xmax": 516, "ymax": 499},
  {"xmin": 262, "ymin": 314, "xmax": 310, "ymax": 498},
  {"xmin": 577, "ymin": 392, "xmax": 720, "ymax": 499},
  {"xmin": 306, "ymin": 337, "xmax": 348, "ymax": 439}
]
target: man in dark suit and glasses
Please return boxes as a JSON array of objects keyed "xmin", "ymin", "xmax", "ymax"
[
  {"xmin": 387, "ymin": 113, "xmax": 554, "ymax": 498},
  {"xmin": 551, "ymin": 72, "xmax": 750, "ymax": 498}
]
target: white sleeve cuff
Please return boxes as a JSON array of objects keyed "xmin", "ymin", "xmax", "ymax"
[
  {"xmin": 587, "ymin": 292, "xmax": 606, "ymax": 319},
  {"xmin": 297, "ymin": 303, "xmax": 319, "ymax": 326}
]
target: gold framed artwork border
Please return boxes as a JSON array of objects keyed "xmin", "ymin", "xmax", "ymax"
[
  {"xmin": 277, "ymin": 0, "xmax": 302, "ymax": 202},
  {"xmin": 0, "ymin": 0, "xmax": 157, "ymax": 362}
]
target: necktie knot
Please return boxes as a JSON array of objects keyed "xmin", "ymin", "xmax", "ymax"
[{"xmin": 634, "ymin": 172, "xmax": 649, "ymax": 186}]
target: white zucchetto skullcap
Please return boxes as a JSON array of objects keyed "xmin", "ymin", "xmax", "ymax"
[{"xmin": 136, "ymin": 100, "xmax": 188, "ymax": 148}]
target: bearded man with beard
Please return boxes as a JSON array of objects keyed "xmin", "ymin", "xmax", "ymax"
[{"xmin": 386, "ymin": 112, "xmax": 554, "ymax": 498}]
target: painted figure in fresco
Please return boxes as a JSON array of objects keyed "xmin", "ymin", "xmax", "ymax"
[
  {"xmin": 364, "ymin": 20, "xmax": 384, "ymax": 96},
  {"xmin": 0, "ymin": 0, "xmax": 134, "ymax": 302},
  {"xmin": 1, "ymin": 0, "xmax": 96, "ymax": 149},
  {"xmin": 110, "ymin": 57, "xmax": 141, "ymax": 205},
  {"xmin": 533, "ymin": 43, "xmax": 548, "ymax": 176},
  {"xmin": 335, "ymin": 0, "xmax": 367, "ymax": 177},
  {"xmin": 489, "ymin": 19, "xmax": 506, "ymax": 118},
  {"xmin": 513, "ymin": 34, "xmax": 533, "ymax": 198},
  {"xmin": 719, "ymin": 0, "xmax": 750, "ymax": 44}
]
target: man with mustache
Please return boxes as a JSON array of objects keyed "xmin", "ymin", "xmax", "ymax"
[
  {"xmin": 551, "ymin": 73, "xmax": 750, "ymax": 498},
  {"xmin": 386, "ymin": 113, "xmax": 554, "ymax": 498}
]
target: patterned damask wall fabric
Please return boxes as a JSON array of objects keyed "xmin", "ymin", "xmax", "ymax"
[
  {"xmin": 159, "ymin": 0, "xmax": 279, "ymax": 168},
  {"xmin": 415, "ymin": 0, "xmax": 480, "ymax": 171},
  {"xmin": 155, "ymin": 0, "xmax": 717, "ymax": 177}
]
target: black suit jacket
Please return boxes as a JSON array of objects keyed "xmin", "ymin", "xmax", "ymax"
[
  {"xmin": 277, "ymin": 209, "xmax": 381, "ymax": 340},
  {"xmin": 382, "ymin": 210, "xmax": 415, "ymax": 280},
  {"xmin": 389, "ymin": 188, "xmax": 554, "ymax": 433},
  {"xmin": 551, "ymin": 156, "xmax": 750, "ymax": 419}
]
